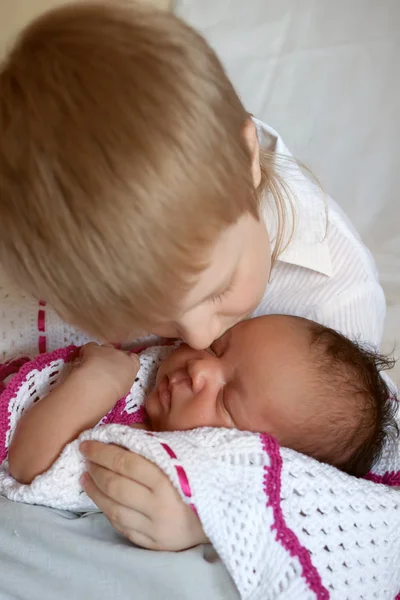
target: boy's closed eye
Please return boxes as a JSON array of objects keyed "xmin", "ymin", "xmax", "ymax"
[{"xmin": 208, "ymin": 276, "xmax": 237, "ymax": 305}]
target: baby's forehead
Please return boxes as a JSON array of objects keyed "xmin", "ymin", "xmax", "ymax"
[
  {"xmin": 232, "ymin": 317, "xmax": 313, "ymax": 397},
  {"xmin": 232, "ymin": 314, "xmax": 311, "ymax": 351}
]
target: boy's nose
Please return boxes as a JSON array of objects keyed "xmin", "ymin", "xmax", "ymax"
[{"xmin": 178, "ymin": 316, "xmax": 221, "ymax": 350}]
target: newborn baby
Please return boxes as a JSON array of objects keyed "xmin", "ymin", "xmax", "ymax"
[{"xmin": 7, "ymin": 315, "xmax": 396, "ymax": 485}]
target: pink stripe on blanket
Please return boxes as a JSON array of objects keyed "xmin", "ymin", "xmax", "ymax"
[
  {"xmin": 158, "ymin": 441, "xmax": 193, "ymax": 499},
  {"xmin": 174, "ymin": 465, "xmax": 193, "ymax": 499},
  {"xmin": 0, "ymin": 346, "xmax": 79, "ymax": 463},
  {"xmin": 364, "ymin": 471, "xmax": 400, "ymax": 486},
  {"xmin": 38, "ymin": 300, "xmax": 47, "ymax": 354},
  {"xmin": 260, "ymin": 433, "xmax": 329, "ymax": 600},
  {"xmin": 146, "ymin": 436, "xmax": 197, "ymax": 514},
  {"xmin": 160, "ymin": 442, "xmax": 177, "ymax": 459}
]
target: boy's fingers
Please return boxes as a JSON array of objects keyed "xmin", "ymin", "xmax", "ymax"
[{"xmin": 80, "ymin": 442, "xmax": 164, "ymax": 489}]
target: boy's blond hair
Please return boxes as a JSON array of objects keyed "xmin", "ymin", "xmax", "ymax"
[{"xmin": 0, "ymin": 1, "xmax": 287, "ymax": 337}]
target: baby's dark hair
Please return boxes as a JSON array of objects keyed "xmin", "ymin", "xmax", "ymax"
[{"xmin": 295, "ymin": 320, "xmax": 399, "ymax": 477}]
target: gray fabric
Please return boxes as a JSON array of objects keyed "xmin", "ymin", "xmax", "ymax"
[{"xmin": 0, "ymin": 496, "xmax": 238, "ymax": 600}]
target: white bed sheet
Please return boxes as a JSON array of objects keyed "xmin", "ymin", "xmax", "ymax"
[{"xmin": 177, "ymin": 0, "xmax": 400, "ymax": 382}]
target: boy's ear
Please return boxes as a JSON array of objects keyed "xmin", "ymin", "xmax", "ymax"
[{"xmin": 243, "ymin": 118, "xmax": 261, "ymax": 189}]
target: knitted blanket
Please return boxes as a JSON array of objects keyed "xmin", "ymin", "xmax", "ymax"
[{"xmin": 0, "ymin": 346, "xmax": 399, "ymax": 600}]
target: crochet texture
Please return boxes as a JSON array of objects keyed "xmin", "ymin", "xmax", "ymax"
[{"xmin": 0, "ymin": 346, "xmax": 399, "ymax": 600}]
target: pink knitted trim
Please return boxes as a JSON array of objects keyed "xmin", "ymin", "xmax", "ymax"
[
  {"xmin": 394, "ymin": 592, "xmax": 400, "ymax": 599},
  {"xmin": 364, "ymin": 471, "xmax": 400, "ymax": 486},
  {"xmin": 101, "ymin": 402, "xmax": 146, "ymax": 426},
  {"xmin": 0, "ymin": 356, "xmax": 31, "ymax": 384},
  {"xmin": 101, "ymin": 346, "xmax": 145, "ymax": 426},
  {"xmin": 38, "ymin": 300, "xmax": 47, "ymax": 354},
  {"xmin": 260, "ymin": 433, "xmax": 329, "ymax": 599},
  {"xmin": 0, "ymin": 345, "xmax": 79, "ymax": 463},
  {"xmin": 0, "ymin": 356, "xmax": 31, "ymax": 395}
]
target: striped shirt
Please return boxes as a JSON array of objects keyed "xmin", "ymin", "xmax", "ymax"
[{"xmin": 253, "ymin": 119, "xmax": 386, "ymax": 347}]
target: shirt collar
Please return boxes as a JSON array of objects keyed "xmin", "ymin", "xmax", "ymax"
[{"xmin": 254, "ymin": 118, "xmax": 333, "ymax": 278}]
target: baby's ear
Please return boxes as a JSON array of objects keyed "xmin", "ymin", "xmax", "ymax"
[{"xmin": 242, "ymin": 118, "xmax": 261, "ymax": 188}]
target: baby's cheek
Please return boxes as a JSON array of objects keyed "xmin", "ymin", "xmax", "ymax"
[
  {"xmin": 157, "ymin": 346, "xmax": 198, "ymax": 381},
  {"xmin": 144, "ymin": 390, "xmax": 157, "ymax": 420},
  {"xmin": 154, "ymin": 358, "xmax": 173, "ymax": 383}
]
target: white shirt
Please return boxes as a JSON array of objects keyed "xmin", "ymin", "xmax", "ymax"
[
  {"xmin": 253, "ymin": 119, "xmax": 386, "ymax": 347},
  {"xmin": 0, "ymin": 121, "xmax": 386, "ymax": 362}
]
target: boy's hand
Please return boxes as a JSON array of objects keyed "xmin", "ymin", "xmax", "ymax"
[
  {"xmin": 78, "ymin": 343, "xmax": 140, "ymax": 399},
  {"xmin": 80, "ymin": 441, "xmax": 208, "ymax": 551}
]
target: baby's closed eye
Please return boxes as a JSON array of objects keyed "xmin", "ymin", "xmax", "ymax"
[
  {"xmin": 218, "ymin": 387, "xmax": 235, "ymax": 427},
  {"xmin": 210, "ymin": 330, "xmax": 231, "ymax": 357}
]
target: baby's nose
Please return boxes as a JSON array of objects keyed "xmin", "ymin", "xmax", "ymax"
[
  {"xmin": 188, "ymin": 355, "xmax": 224, "ymax": 394},
  {"xmin": 168, "ymin": 369, "xmax": 191, "ymax": 389}
]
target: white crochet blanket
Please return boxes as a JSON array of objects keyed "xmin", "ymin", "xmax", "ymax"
[{"xmin": 0, "ymin": 346, "xmax": 399, "ymax": 600}]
